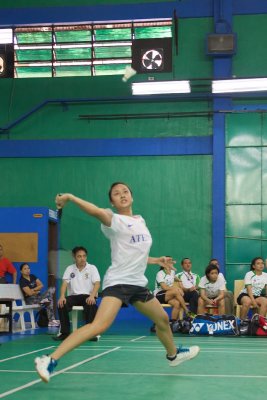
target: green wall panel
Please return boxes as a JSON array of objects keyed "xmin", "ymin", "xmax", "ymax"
[
  {"xmin": 226, "ymin": 238, "xmax": 262, "ymax": 264},
  {"xmin": 225, "ymin": 263, "xmax": 251, "ymax": 292},
  {"xmin": 226, "ymin": 112, "xmax": 267, "ymax": 286},
  {"xmin": 173, "ymin": 18, "xmax": 213, "ymax": 79},
  {"xmin": 261, "ymin": 148, "xmax": 267, "ymax": 200},
  {"xmin": 0, "ymin": 155, "xmax": 212, "ymax": 289},
  {"xmin": 226, "ymin": 147, "xmax": 261, "ymax": 204},
  {"xmin": 226, "ymin": 113, "xmax": 262, "ymax": 147},
  {"xmin": 226, "ymin": 205, "xmax": 262, "ymax": 239},
  {"xmin": 261, "ymin": 114, "xmax": 267, "ymax": 145},
  {"xmin": 233, "ymin": 15, "xmax": 267, "ymax": 77},
  {"xmin": 261, "ymin": 206, "xmax": 267, "ymax": 239},
  {"xmin": 5, "ymin": 100, "xmax": 212, "ymax": 140},
  {"xmin": 0, "ymin": 77, "xmax": 212, "ymax": 139}
]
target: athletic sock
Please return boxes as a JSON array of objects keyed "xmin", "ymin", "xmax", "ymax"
[{"xmin": 166, "ymin": 351, "xmax": 178, "ymax": 361}]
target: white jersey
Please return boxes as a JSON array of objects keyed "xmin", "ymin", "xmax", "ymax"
[
  {"xmin": 199, "ymin": 274, "xmax": 226, "ymax": 298},
  {"xmin": 62, "ymin": 263, "xmax": 100, "ymax": 296},
  {"xmin": 101, "ymin": 213, "xmax": 152, "ymax": 290},
  {"xmin": 176, "ymin": 271, "xmax": 200, "ymax": 289},
  {"xmin": 154, "ymin": 269, "xmax": 176, "ymax": 295},
  {"xmin": 241, "ymin": 271, "xmax": 267, "ymax": 297}
]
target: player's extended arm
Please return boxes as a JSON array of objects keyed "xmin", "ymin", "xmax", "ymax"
[{"xmin": 55, "ymin": 193, "xmax": 112, "ymax": 226}]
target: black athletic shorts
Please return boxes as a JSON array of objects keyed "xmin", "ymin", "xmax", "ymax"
[
  {"xmin": 155, "ymin": 290, "xmax": 167, "ymax": 304},
  {"xmin": 237, "ymin": 293, "xmax": 261, "ymax": 305},
  {"xmin": 102, "ymin": 284, "xmax": 154, "ymax": 306}
]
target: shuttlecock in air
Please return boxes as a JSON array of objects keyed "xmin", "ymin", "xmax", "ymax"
[{"xmin": 122, "ymin": 66, "xmax": 137, "ymax": 82}]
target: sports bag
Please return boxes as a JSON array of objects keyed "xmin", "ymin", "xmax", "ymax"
[
  {"xmin": 171, "ymin": 317, "xmax": 192, "ymax": 334},
  {"xmin": 247, "ymin": 314, "xmax": 267, "ymax": 336},
  {"xmin": 189, "ymin": 314, "xmax": 240, "ymax": 336},
  {"xmin": 36, "ymin": 307, "xmax": 49, "ymax": 327}
]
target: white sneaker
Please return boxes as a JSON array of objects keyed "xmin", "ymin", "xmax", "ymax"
[
  {"xmin": 169, "ymin": 345, "xmax": 200, "ymax": 367},
  {"xmin": 40, "ymin": 298, "xmax": 50, "ymax": 305},
  {"xmin": 35, "ymin": 355, "xmax": 58, "ymax": 383},
  {"xmin": 48, "ymin": 320, "xmax": 60, "ymax": 327}
]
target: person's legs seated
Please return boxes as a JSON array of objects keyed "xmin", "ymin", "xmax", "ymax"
[
  {"xmin": 184, "ymin": 290, "xmax": 199, "ymax": 314},
  {"xmin": 256, "ymin": 296, "xmax": 267, "ymax": 317},
  {"xmin": 217, "ymin": 298, "xmax": 225, "ymax": 315},
  {"xmin": 197, "ymin": 297, "xmax": 206, "ymax": 314},
  {"xmin": 224, "ymin": 291, "xmax": 234, "ymax": 315},
  {"xmin": 53, "ymin": 296, "xmax": 74, "ymax": 340},
  {"xmin": 83, "ymin": 299, "xmax": 99, "ymax": 341},
  {"xmin": 238, "ymin": 294, "xmax": 252, "ymax": 320}
]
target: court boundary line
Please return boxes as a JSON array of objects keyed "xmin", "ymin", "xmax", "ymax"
[
  {"xmin": 0, "ymin": 346, "xmax": 55, "ymax": 362},
  {"xmin": 130, "ymin": 336, "xmax": 147, "ymax": 342},
  {"xmin": 0, "ymin": 346, "xmax": 121, "ymax": 399},
  {"xmin": 63, "ymin": 371, "xmax": 267, "ymax": 379},
  {"xmin": 1, "ymin": 369, "xmax": 267, "ymax": 379},
  {"xmin": 73, "ymin": 348, "xmax": 267, "ymax": 354}
]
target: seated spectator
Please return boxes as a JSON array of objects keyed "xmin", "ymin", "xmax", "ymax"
[
  {"xmin": 176, "ymin": 258, "xmax": 200, "ymax": 314},
  {"xmin": 154, "ymin": 266, "xmax": 195, "ymax": 323},
  {"xmin": 209, "ymin": 258, "xmax": 234, "ymax": 314},
  {"xmin": 0, "ymin": 244, "xmax": 17, "ymax": 284},
  {"xmin": 54, "ymin": 246, "xmax": 101, "ymax": 341},
  {"xmin": 19, "ymin": 263, "xmax": 59, "ymax": 327},
  {"xmin": 198, "ymin": 263, "xmax": 225, "ymax": 315},
  {"xmin": 237, "ymin": 257, "xmax": 267, "ymax": 320},
  {"xmin": 0, "ymin": 244, "xmax": 17, "ymax": 330}
]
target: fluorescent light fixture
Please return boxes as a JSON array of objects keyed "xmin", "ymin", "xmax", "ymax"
[
  {"xmin": 132, "ymin": 81, "xmax": 191, "ymax": 95},
  {"xmin": 0, "ymin": 29, "xmax": 13, "ymax": 44},
  {"xmin": 212, "ymin": 78, "xmax": 267, "ymax": 93}
]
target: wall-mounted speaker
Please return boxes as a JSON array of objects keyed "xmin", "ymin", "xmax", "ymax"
[
  {"xmin": 0, "ymin": 44, "xmax": 14, "ymax": 78},
  {"xmin": 206, "ymin": 33, "xmax": 236, "ymax": 56}
]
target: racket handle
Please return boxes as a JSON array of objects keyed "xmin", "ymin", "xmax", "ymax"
[{"xmin": 56, "ymin": 193, "xmax": 62, "ymax": 209}]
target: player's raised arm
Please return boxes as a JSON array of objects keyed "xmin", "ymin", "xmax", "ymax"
[
  {"xmin": 55, "ymin": 193, "xmax": 112, "ymax": 226},
  {"xmin": 148, "ymin": 256, "xmax": 176, "ymax": 272}
]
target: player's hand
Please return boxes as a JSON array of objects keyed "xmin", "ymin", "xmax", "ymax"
[
  {"xmin": 55, "ymin": 193, "xmax": 70, "ymax": 209},
  {"xmin": 158, "ymin": 256, "xmax": 176, "ymax": 272},
  {"xmin": 86, "ymin": 295, "xmax": 96, "ymax": 305},
  {"xmin": 58, "ymin": 296, "xmax": 66, "ymax": 308},
  {"xmin": 252, "ymin": 301, "xmax": 258, "ymax": 309},
  {"xmin": 189, "ymin": 286, "xmax": 197, "ymax": 292}
]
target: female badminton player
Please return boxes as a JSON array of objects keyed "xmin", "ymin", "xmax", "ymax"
[{"xmin": 35, "ymin": 182, "xmax": 200, "ymax": 382}]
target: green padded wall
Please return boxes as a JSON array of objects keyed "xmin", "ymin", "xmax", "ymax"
[
  {"xmin": 0, "ymin": 156, "xmax": 212, "ymax": 287},
  {"xmin": 233, "ymin": 14, "xmax": 267, "ymax": 77},
  {"xmin": 226, "ymin": 112, "xmax": 267, "ymax": 291},
  {"xmin": 0, "ymin": 9, "xmax": 213, "ymax": 287}
]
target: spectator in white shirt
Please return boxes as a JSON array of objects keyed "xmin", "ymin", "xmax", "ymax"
[
  {"xmin": 237, "ymin": 257, "xmax": 267, "ymax": 320},
  {"xmin": 54, "ymin": 246, "xmax": 100, "ymax": 341},
  {"xmin": 198, "ymin": 263, "xmax": 225, "ymax": 315},
  {"xmin": 209, "ymin": 258, "xmax": 234, "ymax": 314}
]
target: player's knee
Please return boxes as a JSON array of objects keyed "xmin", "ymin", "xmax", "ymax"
[
  {"xmin": 155, "ymin": 312, "xmax": 169, "ymax": 330},
  {"xmin": 92, "ymin": 319, "xmax": 110, "ymax": 334},
  {"xmin": 172, "ymin": 300, "xmax": 180, "ymax": 308}
]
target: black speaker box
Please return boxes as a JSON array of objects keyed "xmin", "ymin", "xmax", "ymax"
[
  {"xmin": 0, "ymin": 44, "xmax": 14, "ymax": 78},
  {"xmin": 206, "ymin": 33, "xmax": 236, "ymax": 56}
]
